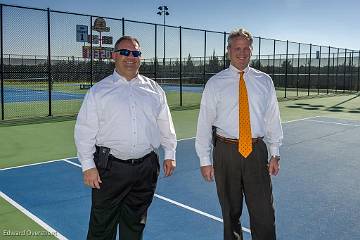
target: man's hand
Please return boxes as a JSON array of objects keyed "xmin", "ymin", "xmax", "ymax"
[
  {"xmin": 83, "ymin": 168, "xmax": 102, "ymax": 189},
  {"xmin": 200, "ymin": 165, "xmax": 214, "ymax": 182},
  {"xmin": 163, "ymin": 159, "xmax": 176, "ymax": 177},
  {"xmin": 268, "ymin": 157, "xmax": 280, "ymax": 176}
]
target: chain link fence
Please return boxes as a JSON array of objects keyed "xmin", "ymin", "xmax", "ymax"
[{"xmin": 1, "ymin": 4, "xmax": 359, "ymax": 121}]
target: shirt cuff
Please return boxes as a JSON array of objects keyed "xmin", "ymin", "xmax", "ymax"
[
  {"xmin": 199, "ymin": 156, "xmax": 212, "ymax": 167},
  {"xmin": 164, "ymin": 150, "xmax": 176, "ymax": 161},
  {"xmin": 80, "ymin": 159, "xmax": 96, "ymax": 172},
  {"xmin": 269, "ymin": 144, "xmax": 280, "ymax": 157}
]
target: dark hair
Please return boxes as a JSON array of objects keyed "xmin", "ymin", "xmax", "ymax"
[{"xmin": 114, "ymin": 36, "xmax": 140, "ymax": 49}]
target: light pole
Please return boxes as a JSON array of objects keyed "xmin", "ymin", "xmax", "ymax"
[{"xmin": 157, "ymin": 6, "xmax": 169, "ymax": 67}]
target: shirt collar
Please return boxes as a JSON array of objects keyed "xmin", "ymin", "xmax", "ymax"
[
  {"xmin": 229, "ymin": 64, "xmax": 250, "ymax": 75},
  {"xmin": 112, "ymin": 69, "xmax": 140, "ymax": 84}
]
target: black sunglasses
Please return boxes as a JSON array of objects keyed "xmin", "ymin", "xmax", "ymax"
[{"xmin": 114, "ymin": 49, "xmax": 142, "ymax": 57}]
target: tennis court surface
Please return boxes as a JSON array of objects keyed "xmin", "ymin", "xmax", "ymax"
[
  {"xmin": 1, "ymin": 116, "xmax": 360, "ymax": 239},
  {"xmin": 3, "ymin": 87, "xmax": 85, "ymax": 103},
  {"xmin": 2, "ymin": 83, "xmax": 201, "ymax": 103}
]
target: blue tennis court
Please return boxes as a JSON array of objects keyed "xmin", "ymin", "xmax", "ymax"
[
  {"xmin": 2, "ymin": 84, "xmax": 201, "ymax": 103},
  {"xmin": 160, "ymin": 84, "xmax": 204, "ymax": 93},
  {"xmin": 3, "ymin": 88, "xmax": 85, "ymax": 103},
  {"xmin": 1, "ymin": 116, "xmax": 360, "ymax": 239}
]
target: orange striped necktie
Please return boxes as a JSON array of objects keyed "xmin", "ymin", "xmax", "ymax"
[{"xmin": 238, "ymin": 71, "xmax": 252, "ymax": 158}]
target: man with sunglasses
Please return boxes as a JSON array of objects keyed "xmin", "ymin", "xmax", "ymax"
[{"xmin": 75, "ymin": 36, "xmax": 177, "ymax": 240}]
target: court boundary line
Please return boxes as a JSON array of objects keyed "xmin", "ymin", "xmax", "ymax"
[
  {"xmin": 282, "ymin": 115, "xmax": 320, "ymax": 123},
  {"xmin": 154, "ymin": 194, "xmax": 252, "ymax": 233},
  {"xmin": 304, "ymin": 119, "xmax": 360, "ymax": 127},
  {"xmin": 0, "ymin": 191, "xmax": 68, "ymax": 240},
  {"xmin": 63, "ymin": 159, "xmax": 81, "ymax": 168},
  {"xmin": 0, "ymin": 157, "xmax": 77, "ymax": 171},
  {"xmin": 63, "ymin": 160, "xmax": 251, "ymax": 234},
  {"xmin": 176, "ymin": 116, "xmax": 322, "ymax": 142}
]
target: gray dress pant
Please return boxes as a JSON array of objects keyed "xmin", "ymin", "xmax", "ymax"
[{"xmin": 213, "ymin": 138, "xmax": 276, "ymax": 240}]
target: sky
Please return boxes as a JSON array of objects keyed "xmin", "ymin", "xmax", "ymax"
[{"xmin": 1, "ymin": 0, "xmax": 359, "ymax": 55}]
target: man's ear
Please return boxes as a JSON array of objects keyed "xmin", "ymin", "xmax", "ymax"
[{"xmin": 111, "ymin": 52, "xmax": 117, "ymax": 60}]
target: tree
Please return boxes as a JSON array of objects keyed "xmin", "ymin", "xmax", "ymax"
[
  {"xmin": 184, "ymin": 53, "xmax": 195, "ymax": 73},
  {"xmin": 208, "ymin": 49, "xmax": 220, "ymax": 72},
  {"xmin": 186, "ymin": 53, "xmax": 194, "ymax": 68},
  {"xmin": 281, "ymin": 59, "xmax": 293, "ymax": 71}
]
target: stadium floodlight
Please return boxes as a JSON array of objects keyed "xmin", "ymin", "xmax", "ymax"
[{"xmin": 157, "ymin": 5, "xmax": 170, "ymax": 67}]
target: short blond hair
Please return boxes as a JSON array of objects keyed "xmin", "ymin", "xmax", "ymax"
[{"xmin": 227, "ymin": 28, "xmax": 253, "ymax": 49}]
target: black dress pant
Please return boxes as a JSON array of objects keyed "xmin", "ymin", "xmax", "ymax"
[
  {"xmin": 87, "ymin": 152, "xmax": 160, "ymax": 240},
  {"xmin": 213, "ymin": 139, "xmax": 276, "ymax": 240}
]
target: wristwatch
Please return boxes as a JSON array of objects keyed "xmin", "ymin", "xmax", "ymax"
[{"xmin": 271, "ymin": 155, "xmax": 280, "ymax": 161}]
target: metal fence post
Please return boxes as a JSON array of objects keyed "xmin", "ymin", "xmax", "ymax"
[
  {"xmin": 332, "ymin": 52, "xmax": 335, "ymax": 93},
  {"xmin": 335, "ymin": 48, "xmax": 339, "ymax": 92},
  {"xmin": 90, "ymin": 16, "xmax": 93, "ymax": 86},
  {"xmin": 154, "ymin": 24, "xmax": 157, "ymax": 81},
  {"xmin": 350, "ymin": 51, "xmax": 353, "ymax": 92},
  {"xmin": 327, "ymin": 46, "xmax": 330, "ymax": 94},
  {"xmin": 223, "ymin": 31, "xmax": 226, "ymax": 69},
  {"xmin": 47, "ymin": 8, "xmax": 52, "ymax": 116},
  {"xmin": 317, "ymin": 47, "xmax": 321, "ymax": 95},
  {"xmin": 343, "ymin": 48, "xmax": 347, "ymax": 93},
  {"xmin": 258, "ymin": 37, "xmax": 261, "ymax": 70},
  {"xmin": 0, "ymin": 4, "xmax": 4, "ymax": 120},
  {"xmin": 308, "ymin": 44, "xmax": 312, "ymax": 96},
  {"xmin": 179, "ymin": 26, "xmax": 182, "ymax": 106},
  {"xmin": 296, "ymin": 43, "xmax": 300, "ymax": 96},
  {"xmin": 285, "ymin": 40, "xmax": 288, "ymax": 98},
  {"xmin": 203, "ymin": 30, "xmax": 206, "ymax": 85},
  {"xmin": 272, "ymin": 40, "xmax": 276, "ymax": 85},
  {"xmin": 122, "ymin": 18, "xmax": 125, "ymax": 36},
  {"xmin": 358, "ymin": 50, "xmax": 360, "ymax": 92}
]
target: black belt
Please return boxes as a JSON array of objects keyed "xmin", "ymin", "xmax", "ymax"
[{"xmin": 109, "ymin": 151, "xmax": 155, "ymax": 165}]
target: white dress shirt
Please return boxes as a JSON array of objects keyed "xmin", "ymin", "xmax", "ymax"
[
  {"xmin": 195, "ymin": 64, "xmax": 283, "ymax": 166},
  {"xmin": 75, "ymin": 70, "xmax": 177, "ymax": 171}
]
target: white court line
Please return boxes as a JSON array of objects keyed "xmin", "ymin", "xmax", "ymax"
[
  {"xmin": 178, "ymin": 136, "xmax": 195, "ymax": 141},
  {"xmin": 154, "ymin": 194, "xmax": 223, "ymax": 222},
  {"xmin": 154, "ymin": 194, "xmax": 251, "ymax": 234},
  {"xmin": 63, "ymin": 159, "xmax": 81, "ymax": 168},
  {"xmin": 304, "ymin": 119, "xmax": 360, "ymax": 127},
  {"xmin": 0, "ymin": 191, "xmax": 68, "ymax": 240},
  {"xmin": 1, "ymin": 136, "xmax": 196, "ymax": 171},
  {"xmin": 0, "ymin": 157, "xmax": 76, "ymax": 171},
  {"xmin": 282, "ymin": 115, "xmax": 320, "ymax": 123},
  {"xmin": 176, "ymin": 116, "xmax": 321, "ymax": 142}
]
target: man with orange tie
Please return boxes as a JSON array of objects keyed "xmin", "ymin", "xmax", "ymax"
[{"xmin": 195, "ymin": 28, "xmax": 283, "ymax": 240}]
